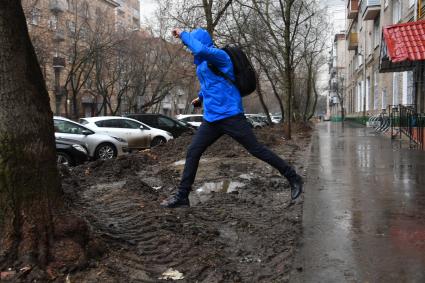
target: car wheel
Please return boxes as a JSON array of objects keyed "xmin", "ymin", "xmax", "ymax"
[
  {"xmin": 57, "ymin": 152, "xmax": 73, "ymax": 167},
  {"xmin": 95, "ymin": 143, "xmax": 117, "ymax": 160},
  {"xmin": 151, "ymin": 136, "xmax": 166, "ymax": 147}
]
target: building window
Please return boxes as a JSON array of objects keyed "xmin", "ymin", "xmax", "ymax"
[
  {"xmin": 79, "ymin": 1, "xmax": 90, "ymax": 19},
  {"xmin": 48, "ymin": 15, "xmax": 58, "ymax": 30},
  {"xmin": 382, "ymin": 89, "xmax": 387, "ymax": 110},
  {"xmin": 374, "ymin": 69, "xmax": 379, "ymax": 110},
  {"xmin": 409, "ymin": 0, "xmax": 415, "ymax": 8},
  {"xmin": 393, "ymin": 0, "xmax": 401, "ymax": 24},
  {"xmin": 67, "ymin": 20, "xmax": 76, "ymax": 37},
  {"xmin": 403, "ymin": 71, "xmax": 414, "ymax": 105},
  {"xmin": 393, "ymin": 73, "xmax": 399, "ymax": 105},
  {"xmin": 373, "ymin": 16, "xmax": 380, "ymax": 49},
  {"xmin": 30, "ymin": 8, "xmax": 41, "ymax": 25}
]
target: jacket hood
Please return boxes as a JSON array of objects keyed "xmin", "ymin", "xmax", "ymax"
[
  {"xmin": 191, "ymin": 28, "xmax": 213, "ymax": 65},
  {"xmin": 191, "ymin": 28, "xmax": 213, "ymax": 47}
]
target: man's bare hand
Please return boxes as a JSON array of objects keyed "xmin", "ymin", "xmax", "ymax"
[
  {"xmin": 172, "ymin": 28, "xmax": 181, "ymax": 38},
  {"xmin": 191, "ymin": 97, "xmax": 202, "ymax": 108}
]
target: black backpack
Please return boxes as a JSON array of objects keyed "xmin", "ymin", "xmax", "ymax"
[{"xmin": 208, "ymin": 46, "xmax": 257, "ymax": 96}]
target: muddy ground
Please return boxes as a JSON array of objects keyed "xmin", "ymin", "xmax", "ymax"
[{"xmin": 61, "ymin": 124, "xmax": 312, "ymax": 282}]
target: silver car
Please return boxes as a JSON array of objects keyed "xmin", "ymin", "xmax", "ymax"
[
  {"xmin": 54, "ymin": 116, "xmax": 128, "ymax": 160},
  {"xmin": 80, "ymin": 116, "xmax": 173, "ymax": 150}
]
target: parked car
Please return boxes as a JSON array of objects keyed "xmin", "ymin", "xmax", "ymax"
[
  {"xmin": 175, "ymin": 114, "xmax": 203, "ymax": 128},
  {"xmin": 245, "ymin": 116, "xmax": 263, "ymax": 129},
  {"xmin": 246, "ymin": 114, "xmax": 268, "ymax": 127},
  {"xmin": 56, "ymin": 139, "xmax": 88, "ymax": 167},
  {"xmin": 54, "ymin": 116, "xmax": 128, "ymax": 160},
  {"xmin": 79, "ymin": 116, "xmax": 173, "ymax": 149},
  {"xmin": 271, "ymin": 114, "xmax": 283, "ymax": 124},
  {"xmin": 124, "ymin": 113, "xmax": 194, "ymax": 138}
]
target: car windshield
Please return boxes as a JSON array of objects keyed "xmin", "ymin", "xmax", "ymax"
[
  {"xmin": 54, "ymin": 119, "xmax": 90, "ymax": 134},
  {"xmin": 176, "ymin": 120, "xmax": 187, "ymax": 127}
]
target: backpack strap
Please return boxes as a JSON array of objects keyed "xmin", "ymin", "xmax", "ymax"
[{"xmin": 207, "ymin": 63, "xmax": 236, "ymax": 85}]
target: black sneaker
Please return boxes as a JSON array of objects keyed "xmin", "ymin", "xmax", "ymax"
[
  {"xmin": 160, "ymin": 194, "xmax": 190, "ymax": 208},
  {"xmin": 289, "ymin": 175, "xmax": 303, "ymax": 200}
]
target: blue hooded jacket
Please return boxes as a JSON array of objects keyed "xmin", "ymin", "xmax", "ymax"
[{"xmin": 180, "ymin": 28, "xmax": 244, "ymax": 122}]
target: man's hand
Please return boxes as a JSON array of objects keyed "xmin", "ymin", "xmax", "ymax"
[
  {"xmin": 172, "ymin": 28, "xmax": 181, "ymax": 38},
  {"xmin": 191, "ymin": 97, "xmax": 202, "ymax": 108}
]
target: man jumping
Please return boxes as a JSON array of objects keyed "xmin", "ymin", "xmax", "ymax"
[{"xmin": 161, "ymin": 28, "xmax": 303, "ymax": 208}]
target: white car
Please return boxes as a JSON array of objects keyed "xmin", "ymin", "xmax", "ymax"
[
  {"xmin": 175, "ymin": 114, "xmax": 203, "ymax": 128},
  {"xmin": 80, "ymin": 116, "xmax": 173, "ymax": 150},
  {"xmin": 54, "ymin": 116, "xmax": 128, "ymax": 160}
]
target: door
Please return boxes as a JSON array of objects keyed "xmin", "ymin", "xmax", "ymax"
[
  {"xmin": 119, "ymin": 119, "xmax": 150, "ymax": 149},
  {"xmin": 54, "ymin": 119, "xmax": 91, "ymax": 153}
]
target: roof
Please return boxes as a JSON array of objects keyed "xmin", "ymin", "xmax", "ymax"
[
  {"xmin": 383, "ymin": 20, "xmax": 425, "ymax": 63},
  {"xmin": 380, "ymin": 20, "xmax": 425, "ymax": 72},
  {"xmin": 82, "ymin": 116, "xmax": 140, "ymax": 122}
]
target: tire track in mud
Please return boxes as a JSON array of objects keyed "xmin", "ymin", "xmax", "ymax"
[{"xmin": 65, "ymin": 128, "xmax": 310, "ymax": 282}]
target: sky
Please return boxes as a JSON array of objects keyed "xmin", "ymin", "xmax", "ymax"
[
  {"xmin": 139, "ymin": 0, "xmax": 158, "ymax": 26},
  {"xmin": 321, "ymin": 0, "xmax": 346, "ymax": 33}
]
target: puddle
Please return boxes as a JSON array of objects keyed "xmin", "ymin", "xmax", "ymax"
[
  {"xmin": 172, "ymin": 158, "xmax": 219, "ymax": 167},
  {"xmin": 190, "ymin": 180, "xmax": 246, "ymax": 205}
]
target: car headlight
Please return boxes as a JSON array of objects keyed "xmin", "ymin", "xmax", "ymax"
[
  {"xmin": 72, "ymin": 144, "xmax": 87, "ymax": 154},
  {"xmin": 112, "ymin": 136, "xmax": 127, "ymax": 143}
]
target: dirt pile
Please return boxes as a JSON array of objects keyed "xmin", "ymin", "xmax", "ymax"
[{"xmin": 60, "ymin": 124, "xmax": 311, "ymax": 282}]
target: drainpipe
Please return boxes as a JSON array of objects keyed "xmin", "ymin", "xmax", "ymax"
[
  {"xmin": 363, "ymin": 20, "xmax": 367, "ymax": 119},
  {"xmin": 415, "ymin": 0, "xmax": 419, "ymax": 21}
]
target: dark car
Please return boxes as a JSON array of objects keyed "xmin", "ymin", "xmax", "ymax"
[
  {"xmin": 124, "ymin": 113, "xmax": 193, "ymax": 138},
  {"xmin": 56, "ymin": 139, "xmax": 88, "ymax": 166}
]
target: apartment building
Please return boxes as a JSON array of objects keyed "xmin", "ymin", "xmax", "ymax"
[
  {"xmin": 329, "ymin": 33, "xmax": 347, "ymax": 120},
  {"xmin": 115, "ymin": 0, "xmax": 140, "ymax": 30},
  {"xmin": 344, "ymin": 0, "xmax": 424, "ymax": 118},
  {"xmin": 23, "ymin": 0, "xmax": 141, "ymax": 117}
]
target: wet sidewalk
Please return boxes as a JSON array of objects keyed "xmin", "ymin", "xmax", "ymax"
[{"xmin": 291, "ymin": 122, "xmax": 425, "ymax": 283}]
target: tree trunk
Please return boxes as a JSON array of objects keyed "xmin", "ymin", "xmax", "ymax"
[
  {"xmin": 284, "ymin": 3, "xmax": 293, "ymax": 139},
  {"xmin": 255, "ymin": 74, "xmax": 273, "ymax": 125},
  {"xmin": 262, "ymin": 66, "xmax": 285, "ymax": 121},
  {"xmin": 0, "ymin": 1, "xmax": 88, "ymax": 276},
  {"xmin": 303, "ymin": 63, "xmax": 312, "ymax": 121},
  {"xmin": 307, "ymin": 74, "xmax": 319, "ymax": 120}
]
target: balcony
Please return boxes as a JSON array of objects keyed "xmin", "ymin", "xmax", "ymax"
[
  {"xmin": 361, "ymin": 0, "xmax": 380, "ymax": 21},
  {"xmin": 348, "ymin": 32, "xmax": 358, "ymax": 50},
  {"xmin": 52, "ymin": 56, "xmax": 66, "ymax": 68},
  {"xmin": 49, "ymin": 0, "xmax": 66, "ymax": 13},
  {"xmin": 53, "ymin": 29, "xmax": 65, "ymax": 42},
  {"xmin": 347, "ymin": 0, "xmax": 359, "ymax": 19}
]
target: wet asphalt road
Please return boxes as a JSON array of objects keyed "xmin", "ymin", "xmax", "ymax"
[{"xmin": 291, "ymin": 122, "xmax": 425, "ymax": 283}]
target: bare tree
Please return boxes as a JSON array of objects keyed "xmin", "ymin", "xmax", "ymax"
[{"xmin": 158, "ymin": 0, "xmax": 233, "ymax": 36}]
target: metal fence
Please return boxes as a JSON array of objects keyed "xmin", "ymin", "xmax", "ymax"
[{"xmin": 389, "ymin": 104, "xmax": 425, "ymax": 150}]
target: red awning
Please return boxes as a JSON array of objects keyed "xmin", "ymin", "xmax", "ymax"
[{"xmin": 383, "ymin": 20, "xmax": 425, "ymax": 63}]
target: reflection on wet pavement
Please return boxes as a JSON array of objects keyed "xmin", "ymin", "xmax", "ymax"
[{"xmin": 291, "ymin": 122, "xmax": 425, "ymax": 283}]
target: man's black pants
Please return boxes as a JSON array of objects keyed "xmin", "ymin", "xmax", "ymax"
[{"xmin": 178, "ymin": 114, "xmax": 297, "ymax": 195}]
